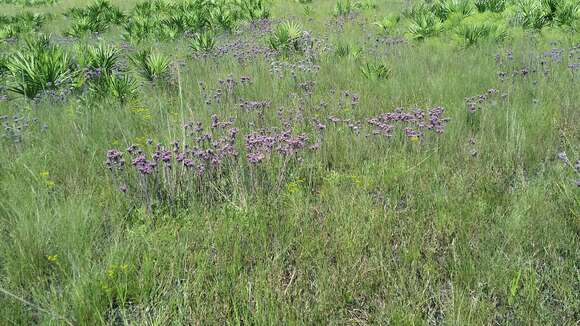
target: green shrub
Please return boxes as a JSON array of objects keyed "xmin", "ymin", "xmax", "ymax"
[
  {"xmin": 456, "ymin": 22, "xmax": 507, "ymax": 47},
  {"xmin": 334, "ymin": 0, "xmax": 353, "ymax": 17},
  {"xmin": 5, "ymin": 38, "xmax": 74, "ymax": 98},
  {"xmin": 86, "ymin": 45, "xmax": 121, "ymax": 75},
  {"xmin": 190, "ymin": 31, "xmax": 216, "ymax": 53},
  {"xmin": 408, "ymin": 11, "xmax": 444, "ymax": 40},
  {"xmin": 100, "ymin": 74, "xmax": 138, "ymax": 104},
  {"xmin": 65, "ymin": 0, "xmax": 125, "ymax": 36},
  {"xmin": 268, "ymin": 21, "xmax": 303, "ymax": 52},
  {"xmin": 374, "ymin": 14, "xmax": 400, "ymax": 34},
  {"xmin": 475, "ymin": 0, "xmax": 506, "ymax": 13},
  {"xmin": 433, "ymin": 0, "xmax": 474, "ymax": 20},
  {"xmin": 131, "ymin": 49, "xmax": 171, "ymax": 82}
]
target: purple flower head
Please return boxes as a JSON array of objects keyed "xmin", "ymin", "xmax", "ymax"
[
  {"xmin": 314, "ymin": 119, "xmax": 326, "ymax": 131},
  {"xmin": 132, "ymin": 155, "xmax": 155, "ymax": 175},
  {"xmin": 558, "ymin": 152, "xmax": 569, "ymax": 164},
  {"xmin": 328, "ymin": 116, "xmax": 341, "ymax": 123},
  {"xmin": 247, "ymin": 152, "xmax": 265, "ymax": 165},
  {"xmin": 106, "ymin": 150, "xmax": 125, "ymax": 170},
  {"xmin": 183, "ymin": 159, "xmax": 195, "ymax": 168}
]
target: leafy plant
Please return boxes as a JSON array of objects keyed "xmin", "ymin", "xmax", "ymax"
[
  {"xmin": 408, "ymin": 11, "xmax": 444, "ymax": 40},
  {"xmin": 190, "ymin": 31, "xmax": 216, "ymax": 53},
  {"xmin": 5, "ymin": 38, "xmax": 74, "ymax": 98},
  {"xmin": 268, "ymin": 21, "xmax": 303, "ymax": 52},
  {"xmin": 456, "ymin": 22, "xmax": 506, "ymax": 47},
  {"xmin": 518, "ymin": 0, "xmax": 580, "ymax": 29},
  {"xmin": 211, "ymin": 5, "xmax": 237, "ymax": 32},
  {"xmin": 360, "ymin": 62, "xmax": 391, "ymax": 80},
  {"xmin": 432, "ymin": 0, "xmax": 474, "ymax": 20},
  {"xmin": 236, "ymin": 0, "xmax": 270, "ymax": 20},
  {"xmin": 104, "ymin": 74, "xmax": 138, "ymax": 104},
  {"xmin": 475, "ymin": 0, "xmax": 506, "ymax": 13},
  {"xmin": 334, "ymin": 41, "xmax": 362, "ymax": 60},
  {"xmin": 354, "ymin": 0, "xmax": 376, "ymax": 10},
  {"xmin": 131, "ymin": 49, "xmax": 171, "ymax": 82},
  {"xmin": 65, "ymin": 0, "xmax": 125, "ymax": 36},
  {"xmin": 374, "ymin": 14, "xmax": 400, "ymax": 34},
  {"xmin": 334, "ymin": 0, "xmax": 353, "ymax": 17},
  {"xmin": 87, "ymin": 44, "xmax": 121, "ymax": 75},
  {"xmin": 554, "ymin": 0, "xmax": 580, "ymax": 26}
]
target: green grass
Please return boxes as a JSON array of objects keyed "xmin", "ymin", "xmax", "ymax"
[{"xmin": 0, "ymin": 0, "xmax": 579, "ymax": 324}]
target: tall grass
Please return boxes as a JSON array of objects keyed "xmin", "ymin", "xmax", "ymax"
[{"xmin": 0, "ymin": 0, "xmax": 579, "ymax": 324}]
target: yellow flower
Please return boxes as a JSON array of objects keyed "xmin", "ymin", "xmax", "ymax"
[
  {"xmin": 39, "ymin": 171, "xmax": 49, "ymax": 178},
  {"xmin": 410, "ymin": 135, "xmax": 420, "ymax": 143},
  {"xmin": 46, "ymin": 180, "xmax": 55, "ymax": 188},
  {"xmin": 47, "ymin": 255, "xmax": 58, "ymax": 262}
]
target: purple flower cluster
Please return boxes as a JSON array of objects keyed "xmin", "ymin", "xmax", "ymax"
[
  {"xmin": 1, "ymin": 114, "xmax": 46, "ymax": 145},
  {"xmin": 465, "ymin": 88, "xmax": 499, "ymax": 113},
  {"xmin": 270, "ymin": 59, "xmax": 321, "ymax": 80},
  {"xmin": 366, "ymin": 107, "xmax": 449, "ymax": 139},
  {"xmin": 199, "ymin": 75, "xmax": 252, "ymax": 106},
  {"xmin": 245, "ymin": 129, "xmax": 311, "ymax": 165},
  {"xmin": 214, "ymin": 38, "xmax": 278, "ymax": 63},
  {"xmin": 238, "ymin": 99, "xmax": 271, "ymax": 111},
  {"xmin": 497, "ymin": 45, "xmax": 580, "ymax": 82}
]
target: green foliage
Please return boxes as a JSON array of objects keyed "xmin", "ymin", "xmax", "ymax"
[
  {"xmin": 190, "ymin": 31, "xmax": 216, "ymax": 53},
  {"xmin": 359, "ymin": 61, "xmax": 391, "ymax": 80},
  {"xmin": 101, "ymin": 74, "xmax": 138, "ymax": 104},
  {"xmin": 408, "ymin": 11, "xmax": 444, "ymax": 40},
  {"xmin": 235, "ymin": 0, "xmax": 270, "ymax": 19},
  {"xmin": 4, "ymin": 37, "xmax": 74, "ymax": 98},
  {"xmin": 121, "ymin": 0, "xmax": 270, "ymax": 43},
  {"xmin": 334, "ymin": 0, "xmax": 353, "ymax": 17},
  {"xmin": 334, "ymin": 41, "xmax": 363, "ymax": 60},
  {"xmin": 374, "ymin": 14, "xmax": 401, "ymax": 34},
  {"xmin": 268, "ymin": 21, "xmax": 303, "ymax": 52},
  {"xmin": 511, "ymin": 0, "xmax": 580, "ymax": 29},
  {"xmin": 131, "ymin": 49, "xmax": 171, "ymax": 82},
  {"xmin": 456, "ymin": 22, "xmax": 507, "ymax": 46},
  {"xmin": 354, "ymin": 0, "xmax": 376, "ymax": 10},
  {"xmin": 475, "ymin": 0, "xmax": 506, "ymax": 13},
  {"xmin": 432, "ymin": 0, "xmax": 474, "ymax": 20},
  {"xmin": 0, "ymin": 12, "xmax": 48, "ymax": 39},
  {"xmin": 554, "ymin": 0, "xmax": 580, "ymax": 26},
  {"xmin": 86, "ymin": 44, "xmax": 121, "ymax": 75},
  {"xmin": 0, "ymin": 0, "xmax": 579, "ymax": 325},
  {"xmin": 65, "ymin": 0, "xmax": 125, "ymax": 36},
  {"xmin": 211, "ymin": 5, "xmax": 238, "ymax": 32}
]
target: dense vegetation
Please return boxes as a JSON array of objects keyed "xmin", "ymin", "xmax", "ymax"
[{"xmin": 1, "ymin": 0, "xmax": 579, "ymax": 324}]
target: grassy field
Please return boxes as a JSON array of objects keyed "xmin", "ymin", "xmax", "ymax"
[{"xmin": 0, "ymin": 0, "xmax": 579, "ymax": 324}]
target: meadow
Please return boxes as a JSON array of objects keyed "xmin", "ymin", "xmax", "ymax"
[{"xmin": 0, "ymin": 0, "xmax": 579, "ymax": 324}]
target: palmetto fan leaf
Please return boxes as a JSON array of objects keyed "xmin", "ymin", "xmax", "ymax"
[
  {"xmin": 5, "ymin": 46, "xmax": 74, "ymax": 99},
  {"xmin": 131, "ymin": 49, "xmax": 171, "ymax": 81},
  {"xmin": 87, "ymin": 44, "xmax": 121, "ymax": 75}
]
